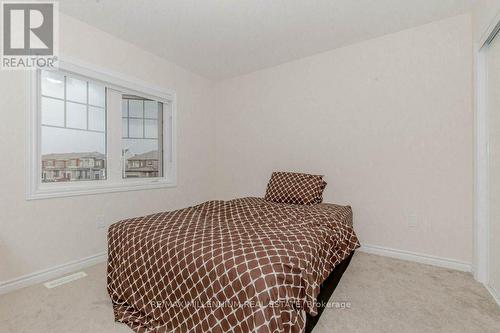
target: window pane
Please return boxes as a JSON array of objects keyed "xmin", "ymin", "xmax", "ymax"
[
  {"xmin": 41, "ymin": 126, "xmax": 106, "ymax": 183},
  {"xmin": 129, "ymin": 118, "xmax": 143, "ymax": 138},
  {"xmin": 122, "ymin": 118, "xmax": 128, "ymax": 137},
  {"xmin": 144, "ymin": 119, "xmax": 158, "ymax": 138},
  {"xmin": 66, "ymin": 77, "xmax": 87, "ymax": 103},
  {"xmin": 41, "ymin": 97, "xmax": 64, "ymax": 127},
  {"xmin": 39, "ymin": 69, "xmax": 108, "ymax": 184},
  {"xmin": 123, "ymin": 139, "xmax": 160, "ymax": 178},
  {"xmin": 128, "ymin": 99, "xmax": 143, "ymax": 118},
  {"xmin": 89, "ymin": 83, "xmax": 105, "ymax": 107},
  {"xmin": 122, "ymin": 97, "xmax": 163, "ymax": 179},
  {"xmin": 88, "ymin": 106, "xmax": 105, "ymax": 132},
  {"xmin": 122, "ymin": 100, "xmax": 128, "ymax": 117},
  {"xmin": 67, "ymin": 102, "xmax": 87, "ymax": 129},
  {"xmin": 144, "ymin": 101, "xmax": 158, "ymax": 119},
  {"xmin": 41, "ymin": 70, "xmax": 64, "ymax": 99}
]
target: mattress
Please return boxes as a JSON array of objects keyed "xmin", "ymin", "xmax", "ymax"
[{"xmin": 107, "ymin": 197, "xmax": 360, "ymax": 332}]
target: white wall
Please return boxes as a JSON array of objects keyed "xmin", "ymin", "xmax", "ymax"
[
  {"xmin": 215, "ymin": 15, "xmax": 474, "ymax": 264},
  {"xmin": 0, "ymin": 14, "xmax": 216, "ymax": 282}
]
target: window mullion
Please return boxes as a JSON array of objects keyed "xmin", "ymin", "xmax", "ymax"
[
  {"xmin": 105, "ymin": 88, "xmax": 124, "ymax": 183},
  {"xmin": 63, "ymin": 75, "xmax": 67, "ymax": 127},
  {"xmin": 86, "ymin": 82, "xmax": 89, "ymax": 131}
]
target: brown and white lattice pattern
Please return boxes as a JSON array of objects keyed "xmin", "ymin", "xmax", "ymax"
[
  {"xmin": 107, "ymin": 197, "xmax": 359, "ymax": 333},
  {"xmin": 314, "ymin": 181, "xmax": 328, "ymax": 204},
  {"xmin": 264, "ymin": 172, "xmax": 325, "ymax": 205}
]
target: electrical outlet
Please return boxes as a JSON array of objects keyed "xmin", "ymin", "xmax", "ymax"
[
  {"xmin": 407, "ymin": 214, "xmax": 418, "ymax": 228},
  {"xmin": 96, "ymin": 215, "xmax": 106, "ymax": 229}
]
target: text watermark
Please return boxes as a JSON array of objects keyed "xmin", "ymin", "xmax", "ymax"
[{"xmin": 1, "ymin": 1, "xmax": 58, "ymax": 69}]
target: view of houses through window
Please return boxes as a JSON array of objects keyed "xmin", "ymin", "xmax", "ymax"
[{"xmin": 42, "ymin": 152, "xmax": 106, "ymax": 182}]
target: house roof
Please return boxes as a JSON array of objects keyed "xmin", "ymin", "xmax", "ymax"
[
  {"xmin": 128, "ymin": 150, "xmax": 159, "ymax": 161},
  {"xmin": 42, "ymin": 152, "xmax": 105, "ymax": 160}
]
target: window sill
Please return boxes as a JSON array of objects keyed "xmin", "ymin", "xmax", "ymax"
[{"xmin": 26, "ymin": 179, "xmax": 176, "ymax": 200}]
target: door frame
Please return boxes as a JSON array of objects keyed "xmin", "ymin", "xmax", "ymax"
[{"xmin": 474, "ymin": 12, "xmax": 500, "ymax": 283}]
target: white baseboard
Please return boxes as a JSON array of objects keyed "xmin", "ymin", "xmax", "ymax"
[
  {"xmin": 359, "ymin": 244, "xmax": 472, "ymax": 272},
  {"xmin": 486, "ymin": 284, "xmax": 500, "ymax": 307},
  {"xmin": 0, "ymin": 252, "xmax": 107, "ymax": 295}
]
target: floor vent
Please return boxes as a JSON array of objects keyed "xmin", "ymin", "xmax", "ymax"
[{"xmin": 43, "ymin": 271, "xmax": 87, "ymax": 289}]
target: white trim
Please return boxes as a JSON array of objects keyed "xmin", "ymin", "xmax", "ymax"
[
  {"xmin": 473, "ymin": 12, "xmax": 500, "ymax": 283},
  {"xmin": 359, "ymin": 244, "xmax": 472, "ymax": 272},
  {"xmin": 474, "ymin": 44, "xmax": 490, "ymax": 283},
  {"xmin": 26, "ymin": 57, "xmax": 178, "ymax": 200},
  {"xmin": 485, "ymin": 284, "xmax": 500, "ymax": 307},
  {"xmin": 0, "ymin": 252, "xmax": 106, "ymax": 295},
  {"xmin": 59, "ymin": 55, "xmax": 176, "ymax": 101},
  {"xmin": 27, "ymin": 179, "xmax": 177, "ymax": 200}
]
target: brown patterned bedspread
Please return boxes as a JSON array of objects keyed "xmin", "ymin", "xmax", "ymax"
[{"xmin": 107, "ymin": 197, "xmax": 359, "ymax": 333}]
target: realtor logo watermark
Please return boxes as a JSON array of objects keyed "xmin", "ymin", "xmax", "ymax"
[{"xmin": 1, "ymin": 1, "xmax": 58, "ymax": 69}]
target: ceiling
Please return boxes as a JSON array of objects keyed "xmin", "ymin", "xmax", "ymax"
[{"xmin": 59, "ymin": 0, "xmax": 474, "ymax": 80}]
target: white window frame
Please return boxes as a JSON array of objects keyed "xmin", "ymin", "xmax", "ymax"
[{"xmin": 26, "ymin": 58, "xmax": 177, "ymax": 200}]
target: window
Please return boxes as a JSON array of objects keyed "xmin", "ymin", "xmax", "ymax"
[
  {"xmin": 27, "ymin": 62, "xmax": 176, "ymax": 199},
  {"xmin": 122, "ymin": 96, "xmax": 163, "ymax": 178},
  {"xmin": 40, "ymin": 70, "xmax": 106, "ymax": 183}
]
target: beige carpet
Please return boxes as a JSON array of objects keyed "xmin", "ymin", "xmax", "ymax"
[{"xmin": 0, "ymin": 252, "xmax": 499, "ymax": 333}]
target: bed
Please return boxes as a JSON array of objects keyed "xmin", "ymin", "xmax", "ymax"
[{"xmin": 107, "ymin": 197, "xmax": 359, "ymax": 332}]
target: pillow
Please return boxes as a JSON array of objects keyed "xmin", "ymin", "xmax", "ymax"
[
  {"xmin": 315, "ymin": 180, "xmax": 328, "ymax": 204},
  {"xmin": 264, "ymin": 172, "xmax": 324, "ymax": 205}
]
